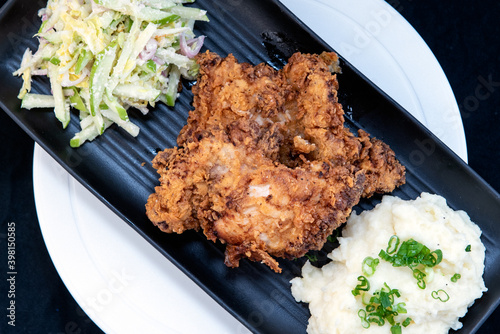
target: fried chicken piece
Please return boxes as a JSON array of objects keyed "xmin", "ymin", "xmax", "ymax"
[
  {"xmin": 146, "ymin": 51, "xmax": 405, "ymax": 272},
  {"xmin": 177, "ymin": 52, "xmax": 285, "ymax": 150},
  {"xmin": 146, "ymin": 132, "xmax": 366, "ymax": 272}
]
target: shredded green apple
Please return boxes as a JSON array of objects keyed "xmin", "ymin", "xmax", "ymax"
[{"xmin": 13, "ymin": 0, "xmax": 208, "ymax": 147}]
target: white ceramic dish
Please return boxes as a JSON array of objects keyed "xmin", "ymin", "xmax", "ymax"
[{"xmin": 33, "ymin": 0, "xmax": 467, "ymax": 333}]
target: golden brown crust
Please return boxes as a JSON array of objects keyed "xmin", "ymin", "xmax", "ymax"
[{"xmin": 146, "ymin": 50, "xmax": 405, "ymax": 272}]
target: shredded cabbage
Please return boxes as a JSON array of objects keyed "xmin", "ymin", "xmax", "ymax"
[{"xmin": 13, "ymin": 0, "xmax": 208, "ymax": 147}]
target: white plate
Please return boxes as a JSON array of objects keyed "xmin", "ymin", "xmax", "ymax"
[{"xmin": 33, "ymin": 0, "xmax": 467, "ymax": 333}]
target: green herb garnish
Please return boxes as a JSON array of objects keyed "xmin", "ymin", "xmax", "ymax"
[
  {"xmin": 465, "ymin": 244, "xmax": 472, "ymax": 252},
  {"xmin": 431, "ymin": 289, "xmax": 450, "ymax": 302},
  {"xmin": 390, "ymin": 317, "xmax": 413, "ymax": 334},
  {"xmin": 352, "ymin": 276, "xmax": 370, "ymax": 296},
  {"xmin": 379, "ymin": 237, "xmax": 442, "ymax": 289},
  {"xmin": 391, "ymin": 324, "xmax": 402, "ymax": 334},
  {"xmin": 387, "ymin": 235, "xmax": 400, "ymax": 254},
  {"xmin": 402, "ymin": 317, "xmax": 412, "ymax": 327},
  {"xmin": 451, "ymin": 273, "xmax": 461, "ymax": 282},
  {"xmin": 362, "ymin": 256, "xmax": 380, "ymax": 277},
  {"xmin": 356, "ymin": 282, "xmax": 411, "ymax": 331},
  {"xmin": 358, "ymin": 309, "xmax": 370, "ymax": 329}
]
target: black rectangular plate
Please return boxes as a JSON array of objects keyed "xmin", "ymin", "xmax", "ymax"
[{"xmin": 1, "ymin": 0, "xmax": 500, "ymax": 333}]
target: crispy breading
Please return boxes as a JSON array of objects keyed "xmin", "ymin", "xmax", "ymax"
[{"xmin": 146, "ymin": 51, "xmax": 405, "ymax": 272}]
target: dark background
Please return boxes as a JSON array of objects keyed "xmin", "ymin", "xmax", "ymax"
[{"xmin": 0, "ymin": 0, "xmax": 499, "ymax": 333}]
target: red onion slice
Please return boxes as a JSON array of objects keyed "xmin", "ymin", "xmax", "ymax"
[
  {"xmin": 139, "ymin": 38, "xmax": 158, "ymax": 62},
  {"xmin": 179, "ymin": 33, "xmax": 205, "ymax": 58}
]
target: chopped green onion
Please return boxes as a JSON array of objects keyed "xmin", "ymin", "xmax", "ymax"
[
  {"xmin": 352, "ymin": 276, "xmax": 370, "ymax": 296},
  {"xmin": 465, "ymin": 245, "xmax": 472, "ymax": 252},
  {"xmin": 367, "ymin": 313, "xmax": 385, "ymax": 326},
  {"xmin": 413, "ymin": 269, "xmax": 427, "ymax": 289},
  {"xmin": 355, "ymin": 281, "xmax": 410, "ymax": 331},
  {"xmin": 379, "ymin": 236, "xmax": 442, "ymax": 289},
  {"xmin": 402, "ymin": 317, "xmax": 412, "ymax": 327},
  {"xmin": 361, "ymin": 292, "xmax": 371, "ymax": 305},
  {"xmin": 395, "ymin": 302, "xmax": 407, "ymax": 314},
  {"xmin": 391, "ymin": 324, "xmax": 402, "ymax": 334},
  {"xmin": 362, "ymin": 256, "xmax": 379, "ymax": 277},
  {"xmin": 451, "ymin": 273, "xmax": 461, "ymax": 282},
  {"xmin": 387, "ymin": 235, "xmax": 400, "ymax": 254},
  {"xmin": 365, "ymin": 304, "xmax": 375, "ymax": 313},
  {"xmin": 358, "ymin": 309, "xmax": 370, "ymax": 329},
  {"xmin": 378, "ymin": 289, "xmax": 393, "ymax": 309},
  {"xmin": 431, "ymin": 289, "xmax": 450, "ymax": 302},
  {"xmin": 422, "ymin": 249, "xmax": 442, "ymax": 267}
]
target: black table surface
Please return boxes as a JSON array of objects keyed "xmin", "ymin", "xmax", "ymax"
[{"xmin": 1, "ymin": 0, "xmax": 499, "ymax": 333}]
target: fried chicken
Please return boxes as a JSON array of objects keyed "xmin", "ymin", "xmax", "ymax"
[{"xmin": 146, "ymin": 51, "xmax": 405, "ymax": 273}]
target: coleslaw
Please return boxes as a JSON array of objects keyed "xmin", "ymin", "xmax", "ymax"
[{"xmin": 13, "ymin": 0, "xmax": 208, "ymax": 147}]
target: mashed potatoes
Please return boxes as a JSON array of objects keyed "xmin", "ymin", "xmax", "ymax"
[{"xmin": 291, "ymin": 193, "xmax": 486, "ymax": 334}]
